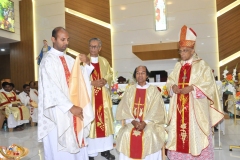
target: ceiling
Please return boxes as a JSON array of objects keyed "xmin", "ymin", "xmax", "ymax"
[
  {"xmin": 132, "ymin": 42, "xmax": 180, "ymax": 61},
  {"xmin": 0, "ymin": 36, "xmax": 18, "ymax": 55}
]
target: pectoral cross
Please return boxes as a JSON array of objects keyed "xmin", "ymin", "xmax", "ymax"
[
  {"xmin": 134, "ymin": 98, "xmax": 144, "ymax": 119},
  {"xmin": 179, "ymin": 69, "xmax": 188, "ymax": 88}
]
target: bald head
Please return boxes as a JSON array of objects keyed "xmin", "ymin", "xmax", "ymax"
[
  {"xmin": 51, "ymin": 27, "xmax": 69, "ymax": 52},
  {"xmin": 52, "ymin": 27, "xmax": 67, "ymax": 39}
]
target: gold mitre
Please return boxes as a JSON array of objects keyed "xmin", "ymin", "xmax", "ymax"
[{"xmin": 179, "ymin": 25, "xmax": 197, "ymax": 48}]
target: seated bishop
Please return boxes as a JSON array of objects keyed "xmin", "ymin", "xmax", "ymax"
[
  {"xmin": 0, "ymin": 82, "xmax": 30, "ymax": 131},
  {"xmin": 116, "ymin": 66, "xmax": 166, "ymax": 160},
  {"xmin": 19, "ymin": 84, "xmax": 38, "ymax": 125}
]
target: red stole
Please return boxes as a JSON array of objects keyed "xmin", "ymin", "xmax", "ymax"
[
  {"xmin": 176, "ymin": 63, "xmax": 192, "ymax": 153},
  {"xmin": 91, "ymin": 62, "xmax": 105, "ymax": 138},
  {"xmin": 1, "ymin": 92, "xmax": 23, "ymax": 120},
  {"xmin": 130, "ymin": 88, "xmax": 146, "ymax": 159},
  {"xmin": 59, "ymin": 56, "xmax": 80, "ymax": 145},
  {"xmin": 34, "ymin": 91, "xmax": 38, "ymax": 96},
  {"xmin": 28, "ymin": 95, "xmax": 34, "ymax": 115}
]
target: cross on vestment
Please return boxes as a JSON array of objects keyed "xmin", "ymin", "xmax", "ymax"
[
  {"xmin": 181, "ymin": 69, "xmax": 188, "ymax": 88},
  {"xmin": 134, "ymin": 98, "xmax": 144, "ymax": 121},
  {"xmin": 179, "ymin": 69, "xmax": 189, "ymax": 125},
  {"xmin": 176, "ymin": 69, "xmax": 190, "ymax": 144}
]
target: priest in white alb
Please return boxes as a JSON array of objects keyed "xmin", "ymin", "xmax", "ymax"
[
  {"xmin": 19, "ymin": 84, "xmax": 38, "ymax": 125},
  {"xmin": 116, "ymin": 66, "xmax": 166, "ymax": 160},
  {"xmin": 29, "ymin": 81, "xmax": 39, "ymax": 104},
  {"xmin": 38, "ymin": 27, "xmax": 94, "ymax": 160}
]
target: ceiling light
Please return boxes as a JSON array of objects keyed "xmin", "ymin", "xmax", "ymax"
[
  {"xmin": 217, "ymin": 0, "xmax": 240, "ymax": 17},
  {"xmin": 65, "ymin": 8, "xmax": 111, "ymax": 29},
  {"xmin": 1, "ymin": 49, "xmax": 5, "ymax": 51},
  {"xmin": 120, "ymin": 6, "xmax": 126, "ymax": 10},
  {"xmin": 219, "ymin": 51, "xmax": 240, "ymax": 67}
]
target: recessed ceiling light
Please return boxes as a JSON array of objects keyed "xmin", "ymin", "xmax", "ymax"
[
  {"xmin": 65, "ymin": 8, "xmax": 111, "ymax": 29},
  {"xmin": 0, "ymin": 49, "xmax": 5, "ymax": 51},
  {"xmin": 120, "ymin": 6, "xmax": 126, "ymax": 10}
]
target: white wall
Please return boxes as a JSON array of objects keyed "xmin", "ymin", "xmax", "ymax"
[
  {"xmin": 33, "ymin": 0, "xmax": 65, "ymax": 80},
  {"xmin": 0, "ymin": 0, "xmax": 20, "ymax": 43},
  {"xmin": 110, "ymin": 0, "xmax": 219, "ymax": 80},
  {"xmin": 34, "ymin": 0, "xmax": 65, "ymax": 53}
]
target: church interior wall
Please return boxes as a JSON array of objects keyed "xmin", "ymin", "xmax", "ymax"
[
  {"xmin": 217, "ymin": 4, "xmax": 240, "ymax": 75},
  {"xmin": 111, "ymin": 0, "xmax": 219, "ymax": 81},
  {"xmin": 0, "ymin": 54, "xmax": 11, "ymax": 81},
  {"xmin": 9, "ymin": 0, "xmax": 34, "ymax": 90},
  {"xmin": 64, "ymin": 0, "xmax": 112, "ymax": 66},
  {"xmin": 33, "ymin": 0, "xmax": 65, "ymax": 81},
  {"xmin": 3, "ymin": 0, "xmax": 239, "ymax": 89}
]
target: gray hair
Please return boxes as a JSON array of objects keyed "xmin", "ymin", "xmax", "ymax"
[{"xmin": 89, "ymin": 38, "xmax": 102, "ymax": 47}]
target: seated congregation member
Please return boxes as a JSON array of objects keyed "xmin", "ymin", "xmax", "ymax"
[
  {"xmin": 9, "ymin": 83, "xmax": 20, "ymax": 95},
  {"xmin": 0, "ymin": 82, "xmax": 30, "ymax": 131},
  {"xmin": 29, "ymin": 81, "xmax": 37, "ymax": 90},
  {"xmin": 0, "ymin": 82, "xmax": 8, "ymax": 129},
  {"xmin": 116, "ymin": 66, "xmax": 166, "ymax": 160},
  {"xmin": 19, "ymin": 84, "xmax": 38, "ymax": 126},
  {"xmin": 0, "ymin": 79, "xmax": 11, "ymax": 92},
  {"xmin": 29, "ymin": 81, "xmax": 38, "ymax": 104}
]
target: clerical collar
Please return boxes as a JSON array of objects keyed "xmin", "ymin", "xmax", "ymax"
[
  {"xmin": 136, "ymin": 82, "xmax": 149, "ymax": 89},
  {"xmin": 183, "ymin": 56, "xmax": 193, "ymax": 65},
  {"xmin": 2, "ymin": 90, "xmax": 10, "ymax": 93},
  {"xmin": 50, "ymin": 47, "xmax": 65, "ymax": 56},
  {"xmin": 91, "ymin": 56, "xmax": 98, "ymax": 63}
]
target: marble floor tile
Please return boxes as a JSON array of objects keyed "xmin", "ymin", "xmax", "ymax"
[{"xmin": 1, "ymin": 119, "xmax": 240, "ymax": 160}]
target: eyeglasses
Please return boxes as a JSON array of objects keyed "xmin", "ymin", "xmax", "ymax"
[
  {"xmin": 89, "ymin": 45, "xmax": 99, "ymax": 49},
  {"xmin": 178, "ymin": 49, "xmax": 191, "ymax": 54}
]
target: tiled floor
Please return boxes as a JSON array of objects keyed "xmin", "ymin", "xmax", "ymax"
[{"xmin": 1, "ymin": 119, "xmax": 240, "ymax": 160}]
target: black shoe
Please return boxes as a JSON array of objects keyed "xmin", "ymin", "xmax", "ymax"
[
  {"xmin": 101, "ymin": 150, "xmax": 115, "ymax": 160},
  {"xmin": 89, "ymin": 157, "xmax": 94, "ymax": 160}
]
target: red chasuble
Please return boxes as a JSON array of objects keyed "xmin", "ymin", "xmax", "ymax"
[
  {"xmin": 59, "ymin": 56, "xmax": 80, "ymax": 145},
  {"xmin": 91, "ymin": 63, "xmax": 105, "ymax": 138},
  {"xmin": 176, "ymin": 63, "xmax": 192, "ymax": 153},
  {"xmin": 130, "ymin": 88, "xmax": 146, "ymax": 159},
  {"xmin": 1, "ymin": 92, "xmax": 23, "ymax": 120}
]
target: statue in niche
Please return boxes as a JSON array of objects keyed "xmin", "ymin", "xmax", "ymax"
[{"xmin": 36, "ymin": 40, "xmax": 51, "ymax": 65}]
